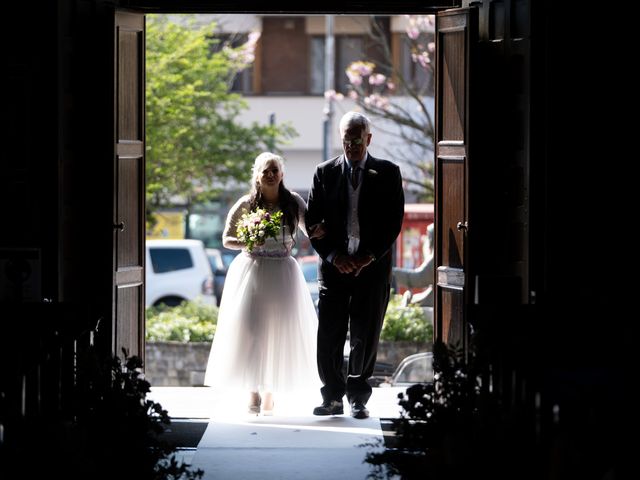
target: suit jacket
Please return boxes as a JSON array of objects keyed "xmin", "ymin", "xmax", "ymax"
[{"xmin": 306, "ymin": 153, "xmax": 405, "ymax": 280}]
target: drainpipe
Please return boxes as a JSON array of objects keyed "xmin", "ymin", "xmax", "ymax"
[
  {"xmin": 268, "ymin": 112, "xmax": 275, "ymax": 151},
  {"xmin": 322, "ymin": 15, "xmax": 335, "ymax": 162}
]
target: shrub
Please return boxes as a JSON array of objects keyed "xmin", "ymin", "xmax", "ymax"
[
  {"xmin": 381, "ymin": 293, "xmax": 433, "ymax": 343},
  {"xmin": 0, "ymin": 348, "xmax": 205, "ymax": 479},
  {"xmin": 364, "ymin": 341, "xmax": 481, "ymax": 479},
  {"xmin": 74, "ymin": 350, "xmax": 205, "ymax": 479},
  {"xmin": 146, "ymin": 300, "xmax": 218, "ymax": 342}
]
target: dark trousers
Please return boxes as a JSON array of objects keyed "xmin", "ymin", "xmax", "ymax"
[{"xmin": 316, "ymin": 262, "xmax": 391, "ymax": 406}]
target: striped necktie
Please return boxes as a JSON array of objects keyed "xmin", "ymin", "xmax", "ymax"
[{"xmin": 350, "ymin": 164, "xmax": 360, "ymax": 188}]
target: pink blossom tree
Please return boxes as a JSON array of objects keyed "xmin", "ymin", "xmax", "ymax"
[{"xmin": 333, "ymin": 15, "xmax": 435, "ymax": 201}]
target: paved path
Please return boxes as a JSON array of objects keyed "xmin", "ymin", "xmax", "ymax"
[{"xmin": 149, "ymin": 386, "xmax": 406, "ymax": 480}]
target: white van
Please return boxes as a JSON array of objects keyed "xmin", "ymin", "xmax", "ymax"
[{"xmin": 145, "ymin": 239, "xmax": 216, "ymax": 307}]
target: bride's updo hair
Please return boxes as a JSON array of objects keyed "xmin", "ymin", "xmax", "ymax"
[{"xmin": 248, "ymin": 152, "xmax": 299, "ymax": 246}]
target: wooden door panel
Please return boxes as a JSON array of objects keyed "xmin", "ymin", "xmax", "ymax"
[
  {"xmin": 116, "ymin": 285, "xmax": 144, "ymax": 357},
  {"xmin": 439, "ymin": 288, "xmax": 463, "ymax": 345},
  {"xmin": 116, "ymin": 155, "xmax": 143, "ymax": 267},
  {"xmin": 440, "ymin": 30, "xmax": 465, "ymax": 140},
  {"xmin": 434, "ymin": 8, "xmax": 476, "ymax": 352},
  {"xmin": 113, "ymin": 11, "xmax": 145, "ymax": 360},
  {"xmin": 118, "ymin": 30, "xmax": 142, "ymax": 140},
  {"xmin": 438, "ymin": 157, "xmax": 464, "ymax": 268}
]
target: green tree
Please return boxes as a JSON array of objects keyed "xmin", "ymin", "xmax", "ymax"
[{"xmin": 146, "ymin": 15, "xmax": 296, "ymax": 217}]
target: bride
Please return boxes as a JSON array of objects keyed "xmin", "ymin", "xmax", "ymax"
[{"xmin": 204, "ymin": 152, "xmax": 322, "ymax": 415}]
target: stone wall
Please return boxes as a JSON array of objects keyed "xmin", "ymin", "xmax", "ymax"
[
  {"xmin": 145, "ymin": 340, "xmax": 432, "ymax": 387},
  {"xmin": 145, "ymin": 341, "xmax": 212, "ymax": 387}
]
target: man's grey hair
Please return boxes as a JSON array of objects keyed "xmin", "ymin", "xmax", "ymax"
[{"xmin": 339, "ymin": 111, "xmax": 371, "ymax": 135}]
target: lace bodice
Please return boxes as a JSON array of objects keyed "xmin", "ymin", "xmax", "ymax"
[
  {"xmin": 222, "ymin": 192, "xmax": 308, "ymax": 257},
  {"xmin": 248, "ymin": 221, "xmax": 297, "ymax": 257}
]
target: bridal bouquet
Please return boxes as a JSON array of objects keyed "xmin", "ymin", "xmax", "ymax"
[{"xmin": 236, "ymin": 208, "xmax": 283, "ymax": 252}]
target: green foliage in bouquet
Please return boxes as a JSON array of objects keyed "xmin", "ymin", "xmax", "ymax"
[{"xmin": 236, "ymin": 208, "xmax": 283, "ymax": 252}]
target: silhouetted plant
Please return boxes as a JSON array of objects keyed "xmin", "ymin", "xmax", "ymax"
[
  {"xmin": 0, "ymin": 347, "xmax": 205, "ymax": 479},
  {"xmin": 70, "ymin": 348, "xmax": 205, "ymax": 479},
  {"xmin": 365, "ymin": 340, "xmax": 487, "ymax": 479}
]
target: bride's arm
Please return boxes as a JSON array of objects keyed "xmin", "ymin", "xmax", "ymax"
[
  {"xmin": 293, "ymin": 192, "xmax": 308, "ymax": 236},
  {"xmin": 222, "ymin": 195, "xmax": 250, "ymax": 250},
  {"xmin": 294, "ymin": 192, "xmax": 326, "ymax": 239}
]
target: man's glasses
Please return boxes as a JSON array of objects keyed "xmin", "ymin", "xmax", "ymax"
[{"xmin": 342, "ymin": 137, "xmax": 365, "ymax": 147}]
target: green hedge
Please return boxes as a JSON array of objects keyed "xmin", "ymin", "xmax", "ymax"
[
  {"xmin": 380, "ymin": 293, "xmax": 433, "ymax": 343},
  {"xmin": 145, "ymin": 300, "xmax": 218, "ymax": 342},
  {"xmin": 146, "ymin": 294, "xmax": 431, "ymax": 344}
]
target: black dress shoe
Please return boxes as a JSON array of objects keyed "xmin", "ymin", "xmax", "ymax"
[
  {"xmin": 350, "ymin": 402, "xmax": 369, "ymax": 419},
  {"xmin": 313, "ymin": 400, "xmax": 344, "ymax": 416}
]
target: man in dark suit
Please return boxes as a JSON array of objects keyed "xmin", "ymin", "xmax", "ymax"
[{"xmin": 306, "ymin": 111, "xmax": 405, "ymax": 419}]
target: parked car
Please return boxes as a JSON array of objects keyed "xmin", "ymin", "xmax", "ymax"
[
  {"xmin": 381, "ymin": 352, "xmax": 434, "ymax": 387},
  {"xmin": 206, "ymin": 247, "xmax": 239, "ymax": 306},
  {"xmin": 145, "ymin": 239, "xmax": 216, "ymax": 307}
]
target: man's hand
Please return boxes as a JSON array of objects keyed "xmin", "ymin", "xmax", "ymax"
[
  {"xmin": 333, "ymin": 253, "xmax": 357, "ymax": 274},
  {"xmin": 333, "ymin": 253, "xmax": 374, "ymax": 275},
  {"xmin": 352, "ymin": 253, "xmax": 374, "ymax": 277}
]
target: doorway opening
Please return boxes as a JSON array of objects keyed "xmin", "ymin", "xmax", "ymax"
[{"xmin": 142, "ymin": 13, "xmax": 437, "ymax": 390}]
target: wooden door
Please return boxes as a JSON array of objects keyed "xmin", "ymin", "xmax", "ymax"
[
  {"xmin": 112, "ymin": 11, "xmax": 146, "ymax": 361},
  {"xmin": 434, "ymin": 8, "xmax": 476, "ymax": 352}
]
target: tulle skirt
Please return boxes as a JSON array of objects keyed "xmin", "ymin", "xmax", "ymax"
[{"xmin": 204, "ymin": 252, "xmax": 320, "ymax": 393}]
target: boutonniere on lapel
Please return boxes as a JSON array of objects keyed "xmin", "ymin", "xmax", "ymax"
[{"xmin": 366, "ymin": 169, "xmax": 378, "ymax": 176}]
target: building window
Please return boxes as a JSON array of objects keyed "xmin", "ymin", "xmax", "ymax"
[
  {"xmin": 210, "ymin": 33, "xmax": 254, "ymax": 95},
  {"xmin": 310, "ymin": 37, "xmax": 325, "ymax": 94},
  {"xmin": 310, "ymin": 36, "xmax": 364, "ymax": 95},
  {"xmin": 230, "ymin": 67, "xmax": 253, "ymax": 95}
]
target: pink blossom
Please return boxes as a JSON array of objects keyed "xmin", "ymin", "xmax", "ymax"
[
  {"xmin": 364, "ymin": 94, "xmax": 390, "ymax": 110},
  {"xmin": 346, "ymin": 70, "xmax": 362, "ymax": 86},
  {"xmin": 324, "ymin": 89, "xmax": 344, "ymax": 101},
  {"xmin": 412, "ymin": 52, "xmax": 431, "ymax": 69},
  {"xmin": 247, "ymin": 31, "xmax": 261, "ymax": 46},
  {"xmin": 356, "ymin": 63, "xmax": 373, "ymax": 76},
  {"xmin": 227, "ymin": 31, "xmax": 261, "ymax": 67},
  {"xmin": 348, "ymin": 61, "xmax": 374, "ymax": 78},
  {"xmin": 407, "ymin": 27, "xmax": 420, "ymax": 40},
  {"xmin": 428, "ymin": 42, "xmax": 435, "ymax": 52},
  {"xmin": 406, "ymin": 15, "xmax": 435, "ymax": 37},
  {"xmin": 369, "ymin": 73, "xmax": 387, "ymax": 86}
]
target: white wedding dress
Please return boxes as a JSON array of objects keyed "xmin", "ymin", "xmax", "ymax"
[{"xmin": 204, "ymin": 193, "xmax": 320, "ymax": 393}]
